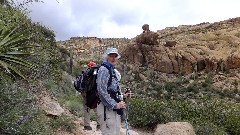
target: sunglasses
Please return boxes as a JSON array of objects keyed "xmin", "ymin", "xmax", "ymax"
[{"xmin": 108, "ymin": 53, "xmax": 118, "ymax": 58}]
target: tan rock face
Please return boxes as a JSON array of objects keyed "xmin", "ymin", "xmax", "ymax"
[
  {"xmin": 136, "ymin": 32, "xmax": 159, "ymax": 45},
  {"xmin": 39, "ymin": 91, "xmax": 64, "ymax": 116},
  {"xmin": 154, "ymin": 122, "xmax": 196, "ymax": 135},
  {"xmin": 57, "ymin": 37, "xmax": 130, "ymax": 61},
  {"xmin": 123, "ymin": 17, "xmax": 240, "ymax": 73},
  {"xmin": 227, "ymin": 53, "xmax": 240, "ymax": 69}
]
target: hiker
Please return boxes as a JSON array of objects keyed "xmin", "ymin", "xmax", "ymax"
[
  {"xmin": 97, "ymin": 48, "xmax": 132, "ymax": 135},
  {"xmin": 82, "ymin": 61, "xmax": 100, "ymax": 130}
]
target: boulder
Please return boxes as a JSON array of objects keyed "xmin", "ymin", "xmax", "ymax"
[
  {"xmin": 42, "ymin": 100, "xmax": 64, "ymax": 116},
  {"xmin": 154, "ymin": 122, "xmax": 196, "ymax": 135},
  {"xmin": 142, "ymin": 24, "xmax": 150, "ymax": 33},
  {"xmin": 40, "ymin": 91, "xmax": 64, "ymax": 116}
]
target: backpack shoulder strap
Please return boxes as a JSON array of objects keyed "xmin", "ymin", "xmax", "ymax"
[
  {"xmin": 101, "ymin": 64, "xmax": 113, "ymax": 87},
  {"xmin": 101, "ymin": 64, "xmax": 113, "ymax": 121}
]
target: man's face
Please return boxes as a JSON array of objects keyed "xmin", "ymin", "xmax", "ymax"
[{"xmin": 107, "ymin": 53, "xmax": 118, "ymax": 66}]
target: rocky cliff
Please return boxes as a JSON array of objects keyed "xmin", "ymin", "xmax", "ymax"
[
  {"xmin": 122, "ymin": 18, "xmax": 240, "ymax": 74},
  {"xmin": 58, "ymin": 37, "xmax": 130, "ymax": 61}
]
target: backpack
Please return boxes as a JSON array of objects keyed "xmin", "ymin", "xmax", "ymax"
[
  {"xmin": 73, "ymin": 70, "xmax": 88, "ymax": 93},
  {"xmin": 85, "ymin": 65, "xmax": 113, "ymax": 109}
]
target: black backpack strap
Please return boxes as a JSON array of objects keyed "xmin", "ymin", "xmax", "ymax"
[
  {"xmin": 104, "ymin": 106, "xmax": 106, "ymax": 121},
  {"xmin": 101, "ymin": 64, "xmax": 113, "ymax": 88},
  {"xmin": 107, "ymin": 69, "xmax": 113, "ymax": 88},
  {"xmin": 101, "ymin": 64, "xmax": 115, "ymax": 121}
]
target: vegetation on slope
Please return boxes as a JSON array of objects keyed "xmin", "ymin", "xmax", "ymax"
[
  {"xmin": 0, "ymin": 1, "xmax": 75, "ymax": 134},
  {"xmin": 125, "ymin": 66, "xmax": 240, "ymax": 135}
]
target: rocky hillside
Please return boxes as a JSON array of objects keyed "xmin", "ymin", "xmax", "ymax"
[
  {"xmin": 123, "ymin": 17, "xmax": 240, "ymax": 74},
  {"xmin": 54, "ymin": 18, "xmax": 240, "ymax": 135}
]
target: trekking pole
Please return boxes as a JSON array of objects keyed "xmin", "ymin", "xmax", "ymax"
[{"xmin": 125, "ymin": 100, "xmax": 130, "ymax": 135}]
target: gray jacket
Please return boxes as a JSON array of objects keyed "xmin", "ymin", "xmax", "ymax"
[{"xmin": 97, "ymin": 66, "xmax": 121, "ymax": 110}]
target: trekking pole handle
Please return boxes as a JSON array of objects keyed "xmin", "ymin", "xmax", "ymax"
[{"xmin": 120, "ymin": 94, "xmax": 124, "ymax": 101}]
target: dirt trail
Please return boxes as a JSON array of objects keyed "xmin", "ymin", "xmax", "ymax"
[
  {"xmin": 39, "ymin": 88, "xmax": 153, "ymax": 135},
  {"xmin": 57, "ymin": 115, "xmax": 153, "ymax": 135}
]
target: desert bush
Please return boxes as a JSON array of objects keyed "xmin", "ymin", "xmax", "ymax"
[
  {"xmin": 128, "ymin": 97, "xmax": 240, "ymax": 134},
  {"xmin": 90, "ymin": 110, "xmax": 98, "ymax": 121},
  {"xmin": 50, "ymin": 115, "xmax": 76, "ymax": 132},
  {"xmin": 0, "ymin": 80, "xmax": 51, "ymax": 135},
  {"xmin": 72, "ymin": 66, "xmax": 85, "ymax": 77},
  {"xmin": 79, "ymin": 60, "xmax": 92, "ymax": 66},
  {"xmin": 195, "ymin": 122, "xmax": 228, "ymax": 135},
  {"xmin": 0, "ymin": 1, "xmax": 66, "ymax": 134},
  {"xmin": 186, "ymin": 82, "xmax": 200, "ymax": 94},
  {"xmin": 58, "ymin": 46, "xmax": 70, "ymax": 57},
  {"xmin": 64, "ymin": 95, "xmax": 83, "ymax": 117},
  {"xmin": 128, "ymin": 97, "xmax": 180, "ymax": 129}
]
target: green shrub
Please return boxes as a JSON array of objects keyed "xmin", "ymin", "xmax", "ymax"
[
  {"xmin": 128, "ymin": 97, "xmax": 180, "ymax": 130},
  {"xmin": 44, "ymin": 79, "xmax": 59, "ymax": 93},
  {"xmin": 64, "ymin": 94, "xmax": 83, "ymax": 117},
  {"xmin": 50, "ymin": 115, "xmax": 76, "ymax": 132},
  {"xmin": 186, "ymin": 82, "xmax": 199, "ymax": 94},
  {"xmin": 233, "ymin": 88, "xmax": 239, "ymax": 94},
  {"xmin": 195, "ymin": 122, "xmax": 228, "ymax": 135},
  {"xmin": 79, "ymin": 60, "xmax": 92, "ymax": 66},
  {"xmin": 58, "ymin": 46, "xmax": 70, "ymax": 57},
  {"xmin": 90, "ymin": 110, "xmax": 98, "ymax": 121},
  {"xmin": 0, "ymin": 2, "xmax": 67, "ymax": 134},
  {"xmin": 165, "ymin": 82, "xmax": 179, "ymax": 92},
  {"xmin": 72, "ymin": 66, "xmax": 85, "ymax": 77},
  {"xmin": 0, "ymin": 7, "xmax": 34, "ymax": 79},
  {"xmin": 128, "ymin": 97, "xmax": 240, "ymax": 134},
  {"xmin": 0, "ymin": 81, "xmax": 52, "ymax": 135}
]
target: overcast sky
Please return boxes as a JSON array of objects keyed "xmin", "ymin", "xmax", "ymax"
[{"xmin": 24, "ymin": 0, "xmax": 240, "ymax": 41}]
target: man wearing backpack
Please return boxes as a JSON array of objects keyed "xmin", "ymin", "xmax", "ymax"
[
  {"xmin": 82, "ymin": 61, "xmax": 100, "ymax": 130},
  {"xmin": 97, "ymin": 48, "xmax": 127, "ymax": 135}
]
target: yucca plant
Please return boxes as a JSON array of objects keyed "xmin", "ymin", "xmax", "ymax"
[{"xmin": 0, "ymin": 25, "xmax": 34, "ymax": 79}]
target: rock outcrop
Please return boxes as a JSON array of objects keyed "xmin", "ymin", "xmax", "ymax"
[
  {"xmin": 142, "ymin": 24, "xmax": 150, "ymax": 33},
  {"xmin": 39, "ymin": 91, "xmax": 64, "ymax": 116},
  {"xmin": 136, "ymin": 24, "xmax": 159, "ymax": 45},
  {"xmin": 136, "ymin": 32, "xmax": 159, "ymax": 45},
  {"xmin": 57, "ymin": 37, "xmax": 130, "ymax": 64},
  {"xmin": 123, "ymin": 18, "xmax": 240, "ymax": 73},
  {"xmin": 57, "ymin": 37, "xmax": 130, "ymax": 61},
  {"xmin": 154, "ymin": 122, "xmax": 196, "ymax": 135}
]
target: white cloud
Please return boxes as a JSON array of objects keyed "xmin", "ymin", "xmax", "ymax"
[{"xmin": 25, "ymin": 0, "xmax": 240, "ymax": 40}]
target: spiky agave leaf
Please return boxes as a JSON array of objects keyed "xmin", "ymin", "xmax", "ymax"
[{"xmin": 0, "ymin": 25, "xmax": 34, "ymax": 79}]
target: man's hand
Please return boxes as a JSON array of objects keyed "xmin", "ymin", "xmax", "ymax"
[{"xmin": 116, "ymin": 101, "xmax": 126, "ymax": 109}]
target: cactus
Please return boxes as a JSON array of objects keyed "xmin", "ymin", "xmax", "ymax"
[
  {"xmin": 162, "ymin": 82, "xmax": 166, "ymax": 91},
  {"xmin": 221, "ymin": 62, "xmax": 224, "ymax": 72},
  {"xmin": 194, "ymin": 64, "xmax": 198, "ymax": 80},
  {"xmin": 69, "ymin": 47, "xmax": 73, "ymax": 75}
]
